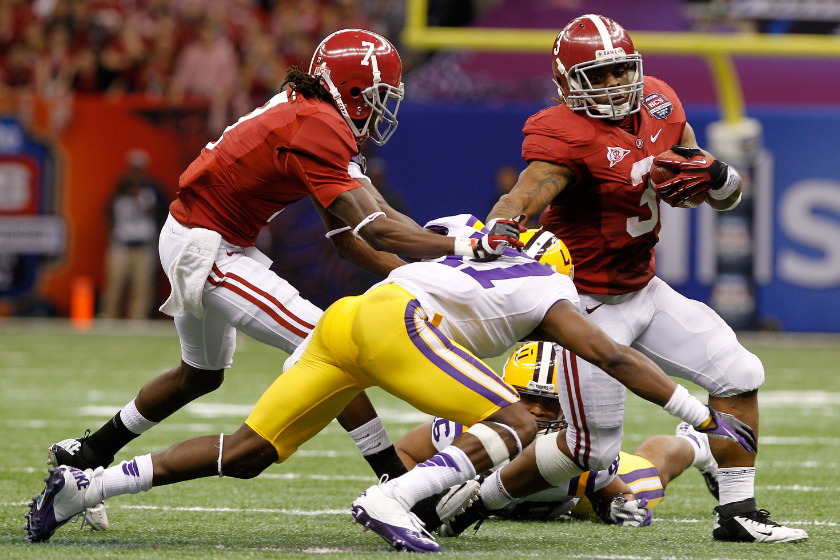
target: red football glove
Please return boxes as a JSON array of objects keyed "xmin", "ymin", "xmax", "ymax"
[
  {"xmin": 471, "ymin": 218, "xmax": 526, "ymax": 261},
  {"xmin": 652, "ymin": 146, "xmax": 728, "ymax": 207}
]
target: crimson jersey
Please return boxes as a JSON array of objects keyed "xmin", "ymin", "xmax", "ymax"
[
  {"xmin": 170, "ymin": 90, "xmax": 360, "ymax": 247},
  {"xmin": 522, "ymin": 76, "xmax": 686, "ymax": 294}
]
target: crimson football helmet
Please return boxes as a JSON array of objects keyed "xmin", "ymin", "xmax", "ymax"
[
  {"xmin": 552, "ymin": 14, "xmax": 643, "ymax": 119},
  {"xmin": 309, "ymin": 29, "xmax": 404, "ymax": 145}
]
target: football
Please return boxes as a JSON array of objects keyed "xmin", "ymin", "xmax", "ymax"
[
  {"xmin": 649, "ymin": 150, "xmax": 708, "ymax": 209},
  {"xmin": 648, "ymin": 151, "xmax": 686, "ymax": 185}
]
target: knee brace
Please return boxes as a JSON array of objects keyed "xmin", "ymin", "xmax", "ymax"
[
  {"xmin": 466, "ymin": 423, "xmax": 511, "ymax": 467},
  {"xmin": 535, "ymin": 432, "xmax": 584, "ymax": 487}
]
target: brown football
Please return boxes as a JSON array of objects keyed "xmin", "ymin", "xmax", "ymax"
[
  {"xmin": 649, "ymin": 151, "xmax": 686, "ymax": 185},
  {"xmin": 649, "ymin": 151, "xmax": 707, "ymax": 209}
]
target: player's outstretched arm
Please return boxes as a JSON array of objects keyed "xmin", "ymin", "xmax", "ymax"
[
  {"xmin": 486, "ymin": 161, "xmax": 575, "ymax": 224},
  {"xmin": 328, "ymin": 187, "xmax": 523, "ymax": 260},
  {"xmin": 532, "ymin": 300, "xmax": 756, "ymax": 452},
  {"xmin": 353, "ymin": 174, "xmax": 422, "ymax": 229},
  {"xmin": 312, "ymin": 195, "xmax": 407, "ymax": 278},
  {"xmin": 534, "ymin": 300, "xmax": 678, "ymax": 406}
]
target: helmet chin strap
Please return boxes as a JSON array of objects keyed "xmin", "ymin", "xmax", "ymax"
[{"xmin": 317, "ymin": 63, "xmax": 372, "ymax": 141}]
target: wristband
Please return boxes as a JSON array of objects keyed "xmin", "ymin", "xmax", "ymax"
[
  {"xmin": 708, "ymin": 165, "xmax": 740, "ymax": 200},
  {"xmin": 453, "ymin": 237, "xmax": 475, "ymax": 257},
  {"xmin": 663, "ymin": 384, "xmax": 710, "ymax": 427}
]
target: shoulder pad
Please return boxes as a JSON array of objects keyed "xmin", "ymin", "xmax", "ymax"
[{"xmin": 523, "ymin": 105, "xmax": 597, "ymax": 146}]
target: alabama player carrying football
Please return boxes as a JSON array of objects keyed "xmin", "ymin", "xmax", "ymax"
[
  {"xmin": 484, "ymin": 14, "xmax": 806, "ymax": 543},
  {"xmin": 400, "ymin": 342, "xmax": 722, "ymax": 534},
  {"xmin": 43, "ymin": 29, "xmax": 525, "ymax": 525},
  {"xmin": 26, "ymin": 215, "xmax": 755, "ymax": 552}
]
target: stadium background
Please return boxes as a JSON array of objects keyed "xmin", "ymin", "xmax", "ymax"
[
  {"xmin": 0, "ymin": 0, "xmax": 838, "ymax": 333},
  {"xmin": 2, "ymin": 2, "xmax": 840, "ymax": 557}
]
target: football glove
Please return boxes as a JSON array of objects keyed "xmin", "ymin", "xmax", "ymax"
[
  {"xmin": 605, "ymin": 495, "xmax": 652, "ymax": 527},
  {"xmin": 695, "ymin": 405, "xmax": 757, "ymax": 454},
  {"xmin": 652, "ymin": 146, "xmax": 728, "ymax": 207},
  {"xmin": 456, "ymin": 218, "xmax": 526, "ymax": 262}
]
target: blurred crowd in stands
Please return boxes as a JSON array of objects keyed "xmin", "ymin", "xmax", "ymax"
[{"xmin": 0, "ymin": 0, "xmax": 406, "ymax": 133}]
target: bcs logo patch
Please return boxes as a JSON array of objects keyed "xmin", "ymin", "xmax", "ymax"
[
  {"xmin": 607, "ymin": 146, "xmax": 631, "ymax": 168},
  {"xmin": 643, "ymin": 93, "xmax": 673, "ymax": 119}
]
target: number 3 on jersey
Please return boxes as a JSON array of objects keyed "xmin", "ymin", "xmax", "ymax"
[{"xmin": 627, "ymin": 156, "xmax": 659, "ymax": 237}]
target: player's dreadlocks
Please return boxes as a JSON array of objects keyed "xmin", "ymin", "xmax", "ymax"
[{"xmin": 282, "ymin": 66, "xmax": 333, "ymax": 103}]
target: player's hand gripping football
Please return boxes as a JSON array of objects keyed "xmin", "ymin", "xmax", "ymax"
[
  {"xmin": 695, "ymin": 405, "xmax": 757, "ymax": 453},
  {"xmin": 652, "ymin": 145, "xmax": 728, "ymax": 208},
  {"xmin": 471, "ymin": 218, "xmax": 527, "ymax": 262},
  {"xmin": 606, "ymin": 495, "xmax": 652, "ymax": 527}
]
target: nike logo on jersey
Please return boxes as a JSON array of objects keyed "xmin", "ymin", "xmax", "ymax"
[
  {"xmin": 650, "ymin": 129, "xmax": 662, "ymax": 143},
  {"xmin": 226, "ymin": 251, "xmax": 234, "ymax": 257},
  {"xmin": 585, "ymin": 303, "xmax": 604, "ymax": 314}
]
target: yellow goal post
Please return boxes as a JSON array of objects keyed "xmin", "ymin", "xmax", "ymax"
[{"xmin": 402, "ymin": 0, "xmax": 840, "ymax": 123}]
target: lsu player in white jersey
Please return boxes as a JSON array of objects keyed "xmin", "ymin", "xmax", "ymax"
[
  {"xmin": 27, "ymin": 215, "xmax": 754, "ymax": 553},
  {"xmin": 398, "ymin": 341, "xmax": 722, "ymax": 534}
]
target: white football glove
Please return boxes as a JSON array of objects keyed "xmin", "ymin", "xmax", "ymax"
[{"xmin": 608, "ymin": 495, "xmax": 652, "ymax": 527}]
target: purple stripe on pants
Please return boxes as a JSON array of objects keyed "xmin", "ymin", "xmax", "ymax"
[
  {"xmin": 619, "ymin": 467, "xmax": 660, "ymax": 485},
  {"xmin": 403, "ymin": 299, "xmax": 517, "ymax": 407},
  {"xmin": 633, "ymin": 488, "xmax": 665, "ymax": 502}
]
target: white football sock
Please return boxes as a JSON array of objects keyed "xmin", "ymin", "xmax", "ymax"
[
  {"xmin": 676, "ymin": 427, "xmax": 713, "ymax": 469},
  {"xmin": 718, "ymin": 467, "xmax": 755, "ymax": 506},
  {"xmin": 119, "ymin": 398, "xmax": 159, "ymax": 435},
  {"xmin": 348, "ymin": 417, "xmax": 392, "ymax": 456},
  {"xmin": 98, "ymin": 454, "xmax": 154, "ymax": 500},
  {"xmin": 387, "ymin": 445, "xmax": 475, "ymax": 508},
  {"xmin": 480, "ymin": 470, "xmax": 515, "ymax": 511}
]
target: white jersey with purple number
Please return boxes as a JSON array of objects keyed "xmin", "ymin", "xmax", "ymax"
[
  {"xmin": 374, "ymin": 215, "xmax": 579, "ymax": 359},
  {"xmin": 429, "ymin": 416, "xmax": 616, "ymax": 519}
]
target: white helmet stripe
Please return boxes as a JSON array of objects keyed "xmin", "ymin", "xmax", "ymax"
[
  {"xmin": 585, "ymin": 14, "xmax": 614, "ymax": 51},
  {"xmin": 536, "ymin": 343, "xmax": 556, "ymax": 386},
  {"xmin": 524, "ymin": 230, "xmax": 555, "ymax": 262}
]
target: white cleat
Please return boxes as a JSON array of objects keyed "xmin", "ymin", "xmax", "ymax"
[
  {"xmin": 713, "ymin": 505, "xmax": 808, "ymax": 543},
  {"xmin": 435, "ymin": 480, "xmax": 481, "ymax": 525},
  {"xmin": 79, "ymin": 502, "xmax": 109, "ymax": 531},
  {"xmin": 351, "ymin": 484, "xmax": 440, "ymax": 552},
  {"xmin": 25, "ymin": 466, "xmax": 104, "ymax": 542}
]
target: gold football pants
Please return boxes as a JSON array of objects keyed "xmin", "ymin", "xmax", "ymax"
[{"xmin": 246, "ymin": 284, "xmax": 520, "ymax": 461}]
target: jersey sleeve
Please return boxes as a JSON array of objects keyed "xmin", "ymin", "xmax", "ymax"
[
  {"xmin": 521, "ymin": 133, "xmax": 583, "ymax": 185},
  {"xmin": 280, "ymin": 150, "xmax": 361, "ymax": 208},
  {"xmin": 287, "ymin": 110, "xmax": 358, "ymax": 167},
  {"xmin": 282, "ymin": 111, "xmax": 361, "ymax": 208}
]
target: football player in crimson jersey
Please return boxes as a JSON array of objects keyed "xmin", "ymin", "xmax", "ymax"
[
  {"xmin": 484, "ymin": 15, "xmax": 806, "ymax": 543},
  {"xmin": 43, "ymin": 29, "xmax": 525, "ymax": 512}
]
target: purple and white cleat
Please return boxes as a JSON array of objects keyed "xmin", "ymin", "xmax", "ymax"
[
  {"xmin": 25, "ymin": 466, "xmax": 103, "ymax": 542},
  {"xmin": 351, "ymin": 484, "xmax": 441, "ymax": 552}
]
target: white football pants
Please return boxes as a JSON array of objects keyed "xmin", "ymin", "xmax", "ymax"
[
  {"xmin": 158, "ymin": 214, "xmax": 323, "ymax": 370},
  {"xmin": 556, "ymin": 276, "xmax": 764, "ymax": 471}
]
